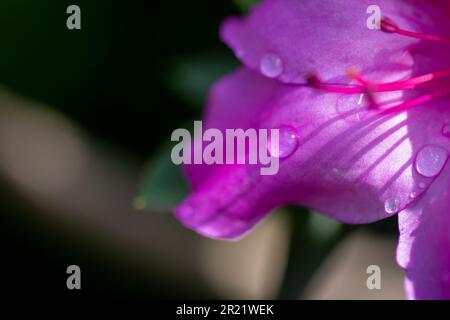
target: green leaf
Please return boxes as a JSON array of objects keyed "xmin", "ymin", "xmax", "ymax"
[{"xmin": 135, "ymin": 143, "xmax": 189, "ymax": 211}]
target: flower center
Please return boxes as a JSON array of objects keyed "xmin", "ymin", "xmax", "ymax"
[{"xmin": 306, "ymin": 17, "xmax": 450, "ymax": 111}]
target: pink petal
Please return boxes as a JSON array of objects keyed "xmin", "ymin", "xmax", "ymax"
[
  {"xmin": 397, "ymin": 163, "xmax": 450, "ymax": 299},
  {"xmin": 175, "ymin": 67, "xmax": 450, "ymax": 239},
  {"xmin": 432, "ymin": 0, "xmax": 450, "ymax": 16},
  {"xmin": 221, "ymin": 0, "xmax": 450, "ymax": 83}
]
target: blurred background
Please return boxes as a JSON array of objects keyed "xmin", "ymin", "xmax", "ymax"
[{"xmin": 0, "ymin": 0, "xmax": 404, "ymax": 299}]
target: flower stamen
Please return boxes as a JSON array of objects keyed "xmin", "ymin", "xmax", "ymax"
[
  {"xmin": 306, "ymin": 74, "xmax": 365, "ymax": 94},
  {"xmin": 308, "ymin": 67, "xmax": 450, "ymax": 95},
  {"xmin": 307, "ymin": 68, "xmax": 450, "ymax": 110},
  {"xmin": 381, "ymin": 17, "xmax": 450, "ymax": 45},
  {"xmin": 348, "ymin": 67, "xmax": 450, "ymax": 91},
  {"xmin": 382, "ymin": 87, "xmax": 450, "ymax": 112}
]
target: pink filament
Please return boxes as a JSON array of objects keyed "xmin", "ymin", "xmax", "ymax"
[
  {"xmin": 308, "ymin": 68, "xmax": 450, "ymax": 94},
  {"xmin": 306, "ymin": 17, "xmax": 450, "ymax": 111},
  {"xmin": 381, "ymin": 17, "xmax": 450, "ymax": 45}
]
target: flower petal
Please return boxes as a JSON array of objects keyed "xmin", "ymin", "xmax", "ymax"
[
  {"xmin": 221, "ymin": 0, "xmax": 450, "ymax": 83},
  {"xmin": 175, "ymin": 67, "xmax": 450, "ymax": 239},
  {"xmin": 432, "ymin": 0, "xmax": 450, "ymax": 16},
  {"xmin": 397, "ymin": 163, "xmax": 450, "ymax": 299}
]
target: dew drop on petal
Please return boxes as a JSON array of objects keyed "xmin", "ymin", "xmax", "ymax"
[
  {"xmin": 268, "ymin": 125, "xmax": 299, "ymax": 159},
  {"xmin": 260, "ymin": 53, "xmax": 283, "ymax": 78},
  {"xmin": 384, "ymin": 198, "xmax": 399, "ymax": 214},
  {"xmin": 414, "ymin": 145, "xmax": 448, "ymax": 178},
  {"xmin": 418, "ymin": 182, "xmax": 427, "ymax": 189},
  {"xmin": 409, "ymin": 191, "xmax": 417, "ymax": 199}
]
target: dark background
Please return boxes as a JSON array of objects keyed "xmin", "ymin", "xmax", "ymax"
[
  {"xmin": 0, "ymin": 0, "xmax": 237, "ymax": 299},
  {"xmin": 0, "ymin": 0, "xmax": 400, "ymax": 300}
]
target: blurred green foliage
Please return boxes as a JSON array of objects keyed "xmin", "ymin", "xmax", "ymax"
[
  {"xmin": 0, "ymin": 0, "xmax": 236, "ymax": 157},
  {"xmin": 166, "ymin": 52, "xmax": 238, "ymax": 109},
  {"xmin": 0, "ymin": 0, "xmax": 399, "ymax": 299},
  {"xmin": 137, "ymin": 143, "xmax": 189, "ymax": 211},
  {"xmin": 233, "ymin": 0, "xmax": 260, "ymax": 13}
]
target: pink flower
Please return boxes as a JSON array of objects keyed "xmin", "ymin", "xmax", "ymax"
[{"xmin": 175, "ymin": 0, "xmax": 450, "ymax": 299}]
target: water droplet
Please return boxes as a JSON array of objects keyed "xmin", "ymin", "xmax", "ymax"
[
  {"xmin": 268, "ymin": 125, "xmax": 299, "ymax": 158},
  {"xmin": 335, "ymin": 93, "xmax": 367, "ymax": 122},
  {"xmin": 260, "ymin": 53, "xmax": 283, "ymax": 78},
  {"xmin": 414, "ymin": 145, "xmax": 448, "ymax": 178},
  {"xmin": 384, "ymin": 198, "xmax": 399, "ymax": 214},
  {"xmin": 442, "ymin": 124, "xmax": 450, "ymax": 137},
  {"xmin": 409, "ymin": 191, "xmax": 417, "ymax": 199},
  {"xmin": 418, "ymin": 182, "xmax": 427, "ymax": 189}
]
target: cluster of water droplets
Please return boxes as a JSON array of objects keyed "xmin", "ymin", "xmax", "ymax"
[
  {"xmin": 258, "ymin": 52, "xmax": 450, "ymax": 216},
  {"xmin": 384, "ymin": 143, "xmax": 449, "ymax": 214}
]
